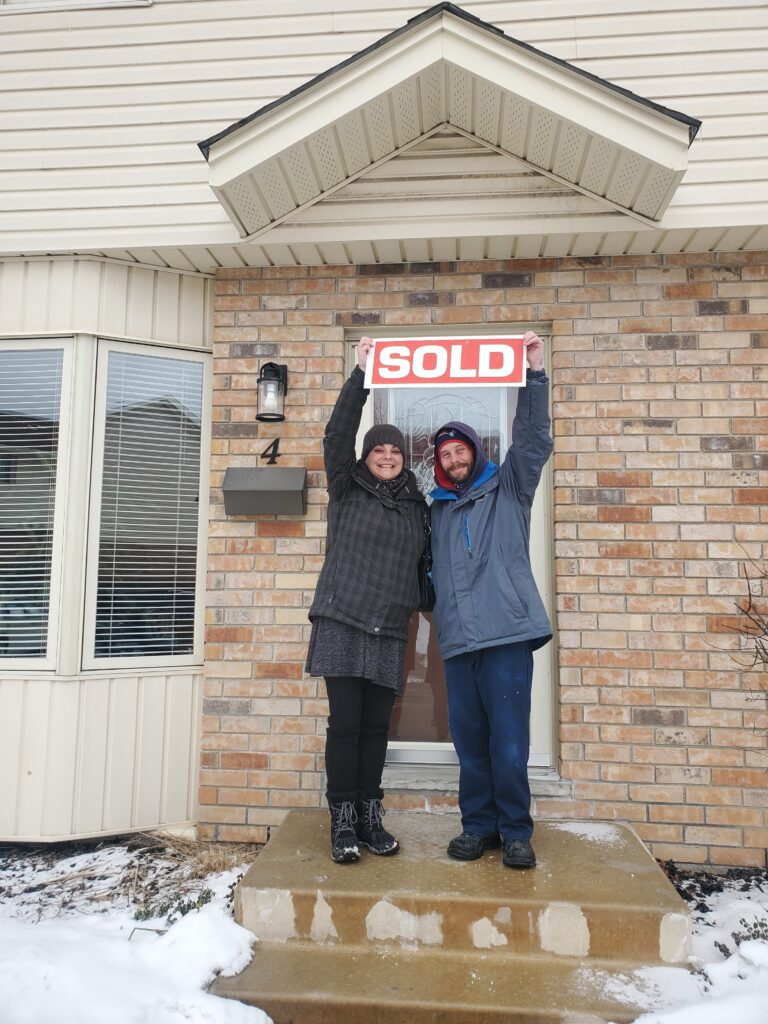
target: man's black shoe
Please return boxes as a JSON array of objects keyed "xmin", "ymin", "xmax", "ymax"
[
  {"xmin": 502, "ymin": 837, "xmax": 536, "ymax": 869},
  {"xmin": 447, "ymin": 831, "xmax": 501, "ymax": 861}
]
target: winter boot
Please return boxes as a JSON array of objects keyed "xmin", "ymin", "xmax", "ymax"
[
  {"xmin": 328, "ymin": 799, "xmax": 360, "ymax": 863},
  {"xmin": 356, "ymin": 797, "xmax": 400, "ymax": 856}
]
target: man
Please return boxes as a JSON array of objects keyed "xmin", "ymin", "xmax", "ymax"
[{"xmin": 429, "ymin": 331, "xmax": 553, "ymax": 869}]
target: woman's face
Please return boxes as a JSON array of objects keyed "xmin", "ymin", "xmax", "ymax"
[{"xmin": 365, "ymin": 443, "xmax": 404, "ymax": 481}]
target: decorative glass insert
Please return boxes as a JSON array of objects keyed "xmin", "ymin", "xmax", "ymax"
[
  {"xmin": 375, "ymin": 385, "xmax": 508, "ymax": 497},
  {"xmin": 0, "ymin": 349, "xmax": 63, "ymax": 658},
  {"xmin": 93, "ymin": 350, "xmax": 203, "ymax": 658}
]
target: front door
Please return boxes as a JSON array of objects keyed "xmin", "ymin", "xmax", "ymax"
[{"xmin": 356, "ymin": 343, "xmax": 555, "ymax": 769}]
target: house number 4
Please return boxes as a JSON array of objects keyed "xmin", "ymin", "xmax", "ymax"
[{"xmin": 260, "ymin": 438, "xmax": 282, "ymax": 465}]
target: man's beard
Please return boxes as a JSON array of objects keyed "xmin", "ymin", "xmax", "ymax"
[{"xmin": 447, "ymin": 464, "xmax": 472, "ymax": 483}]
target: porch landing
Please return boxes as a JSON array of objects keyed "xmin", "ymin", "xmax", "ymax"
[{"xmin": 211, "ymin": 810, "xmax": 692, "ymax": 1023}]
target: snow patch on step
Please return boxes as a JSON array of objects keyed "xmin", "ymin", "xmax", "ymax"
[
  {"xmin": 365, "ymin": 899, "xmax": 443, "ymax": 947},
  {"xmin": 241, "ymin": 888, "xmax": 297, "ymax": 943},
  {"xmin": 539, "ymin": 902, "xmax": 591, "ymax": 956},
  {"xmin": 549, "ymin": 822, "xmax": 623, "ymax": 845},
  {"xmin": 310, "ymin": 890, "xmax": 338, "ymax": 942},
  {"xmin": 660, "ymin": 911, "xmax": 691, "ymax": 963},
  {"xmin": 471, "ymin": 917, "xmax": 508, "ymax": 949}
]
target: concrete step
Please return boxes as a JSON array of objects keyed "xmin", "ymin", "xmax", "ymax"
[
  {"xmin": 211, "ymin": 943, "xmax": 664, "ymax": 1023},
  {"xmin": 211, "ymin": 810, "xmax": 692, "ymax": 1022},
  {"xmin": 231, "ymin": 810, "xmax": 691, "ymax": 965}
]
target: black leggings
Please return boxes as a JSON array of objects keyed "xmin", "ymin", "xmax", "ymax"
[{"xmin": 324, "ymin": 676, "xmax": 396, "ymax": 803}]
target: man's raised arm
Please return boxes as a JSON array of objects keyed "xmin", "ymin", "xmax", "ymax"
[{"xmin": 500, "ymin": 331, "xmax": 553, "ymax": 505}]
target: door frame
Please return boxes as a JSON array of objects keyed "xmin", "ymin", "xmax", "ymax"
[{"xmin": 345, "ymin": 327, "xmax": 557, "ymax": 770}]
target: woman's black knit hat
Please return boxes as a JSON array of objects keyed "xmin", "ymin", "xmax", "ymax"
[{"xmin": 361, "ymin": 423, "xmax": 406, "ymax": 460}]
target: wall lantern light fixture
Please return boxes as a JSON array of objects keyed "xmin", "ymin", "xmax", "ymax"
[{"xmin": 256, "ymin": 362, "xmax": 288, "ymax": 422}]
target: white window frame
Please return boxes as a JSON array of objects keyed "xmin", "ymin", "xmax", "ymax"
[
  {"xmin": 0, "ymin": 337, "xmax": 74, "ymax": 672},
  {"xmin": 81, "ymin": 338, "xmax": 211, "ymax": 671}
]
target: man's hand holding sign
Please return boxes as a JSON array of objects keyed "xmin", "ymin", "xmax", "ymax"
[{"xmin": 522, "ymin": 329, "xmax": 544, "ymax": 373}]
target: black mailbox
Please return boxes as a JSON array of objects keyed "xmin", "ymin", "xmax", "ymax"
[{"xmin": 222, "ymin": 467, "xmax": 307, "ymax": 516}]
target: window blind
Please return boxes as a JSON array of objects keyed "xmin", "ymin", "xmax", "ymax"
[
  {"xmin": 93, "ymin": 350, "xmax": 203, "ymax": 659},
  {"xmin": 0, "ymin": 349, "xmax": 63, "ymax": 659}
]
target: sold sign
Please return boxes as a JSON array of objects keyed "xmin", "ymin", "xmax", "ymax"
[{"xmin": 364, "ymin": 336, "xmax": 526, "ymax": 388}]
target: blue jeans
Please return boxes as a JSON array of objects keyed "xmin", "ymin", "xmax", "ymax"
[{"xmin": 444, "ymin": 641, "xmax": 533, "ymax": 840}]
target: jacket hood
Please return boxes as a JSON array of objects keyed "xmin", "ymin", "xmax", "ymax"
[{"xmin": 432, "ymin": 420, "xmax": 489, "ymax": 493}]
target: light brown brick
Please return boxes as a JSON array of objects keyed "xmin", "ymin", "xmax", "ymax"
[
  {"xmin": 686, "ymin": 826, "xmax": 744, "ymax": 847},
  {"xmin": 202, "ymin": 256, "xmax": 768, "ymax": 864}
]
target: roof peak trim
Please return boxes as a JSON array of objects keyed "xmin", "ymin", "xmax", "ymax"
[{"xmin": 199, "ymin": 2, "xmax": 700, "ymax": 161}]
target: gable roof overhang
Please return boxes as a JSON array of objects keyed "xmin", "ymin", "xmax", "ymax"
[{"xmin": 200, "ymin": 3, "xmax": 701, "ymax": 250}]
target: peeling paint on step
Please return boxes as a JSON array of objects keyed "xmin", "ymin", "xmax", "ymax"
[
  {"xmin": 241, "ymin": 888, "xmax": 297, "ymax": 943},
  {"xmin": 494, "ymin": 906, "xmax": 512, "ymax": 925},
  {"xmin": 539, "ymin": 901, "xmax": 590, "ymax": 957},
  {"xmin": 310, "ymin": 890, "xmax": 338, "ymax": 942},
  {"xmin": 471, "ymin": 917, "xmax": 508, "ymax": 949},
  {"xmin": 660, "ymin": 911, "xmax": 691, "ymax": 964},
  {"xmin": 365, "ymin": 899, "xmax": 443, "ymax": 947}
]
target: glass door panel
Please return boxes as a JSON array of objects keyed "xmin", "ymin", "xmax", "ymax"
[
  {"xmin": 389, "ymin": 610, "xmax": 449, "ymax": 743},
  {"xmin": 374, "ymin": 386, "xmax": 510, "ymax": 500},
  {"xmin": 370, "ymin": 382, "xmax": 555, "ymax": 768},
  {"xmin": 374, "ymin": 386, "xmax": 515, "ymax": 750}
]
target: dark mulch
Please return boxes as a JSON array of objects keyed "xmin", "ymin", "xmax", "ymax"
[{"xmin": 662, "ymin": 860, "xmax": 768, "ymax": 915}]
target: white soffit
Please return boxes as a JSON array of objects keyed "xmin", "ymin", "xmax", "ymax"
[{"xmin": 199, "ymin": 3, "xmax": 700, "ymax": 245}]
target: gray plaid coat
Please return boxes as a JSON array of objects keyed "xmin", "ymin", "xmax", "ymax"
[{"xmin": 309, "ymin": 366, "xmax": 427, "ymax": 641}]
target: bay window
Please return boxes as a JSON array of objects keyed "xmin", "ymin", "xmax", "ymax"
[{"xmin": 0, "ymin": 336, "xmax": 209, "ymax": 671}]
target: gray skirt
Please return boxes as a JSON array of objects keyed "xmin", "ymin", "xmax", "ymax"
[{"xmin": 305, "ymin": 617, "xmax": 407, "ymax": 695}]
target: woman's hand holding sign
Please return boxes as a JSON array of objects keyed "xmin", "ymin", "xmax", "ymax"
[{"xmin": 357, "ymin": 336, "xmax": 374, "ymax": 371}]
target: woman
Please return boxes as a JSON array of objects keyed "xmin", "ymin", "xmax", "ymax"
[{"xmin": 306, "ymin": 337, "xmax": 427, "ymax": 864}]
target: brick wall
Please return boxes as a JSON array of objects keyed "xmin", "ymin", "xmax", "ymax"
[{"xmin": 201, "ymin": 253, "xmax": 768, "ymax": 868}]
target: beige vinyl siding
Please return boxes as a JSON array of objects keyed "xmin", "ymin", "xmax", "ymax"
[
  {"xmin": 0, "ymin": 0, "xmax": 766, "ymax": 259},
  {"xmin": 0, "ymin": 264, "xmax": 210, "ymax": 840},
  {"xmin": 0, "ymin": 258, "xmax": 212, "ymax": 346},
  {"xmin": 0, "ymin": 670, "xmax": 202, "ymax": 841}
]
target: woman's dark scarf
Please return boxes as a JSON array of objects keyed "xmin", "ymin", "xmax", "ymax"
[{"xmin": 357, "ymin": 462, "xmax": 410, "ymax": 498}]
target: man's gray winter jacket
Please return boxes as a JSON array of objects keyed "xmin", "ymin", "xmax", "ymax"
[{"xmin": 430, "ymin": 375, "xmax": 553, "ymax": 660}]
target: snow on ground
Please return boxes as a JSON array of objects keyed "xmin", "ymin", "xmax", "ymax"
[
  {"xmin": 611, "ymin": 867, "xmax": 768, "ymax": 1024},
  {"xmin": 0, "ymin": 836, "xmax": 766, "ymax": 1024},
  {"xmin": 0, "ymin": 836, "xmax": 271, "ymax": 1024}
]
